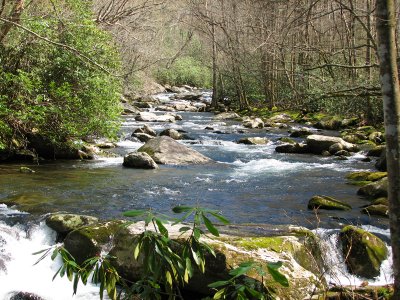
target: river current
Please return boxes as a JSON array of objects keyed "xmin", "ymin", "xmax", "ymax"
[{"xmin": 0, "ymin": 92, "xmax": 393, "ymax": 298}]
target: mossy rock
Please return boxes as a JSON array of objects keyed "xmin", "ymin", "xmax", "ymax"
[
  {"xmin": 347, "ymin": 180, "xmax": 372, "ymax": 187},
  {"xmin": 339, "ymin": 225, "xmax": 388, "ymax": 278},
  {"xmin": 372, "ymin": 197, "xmax": 388, "ymax": 206},
  {"xmin": 361, "ymin": 204, "xmax": 389, "ymax": 218},
  {"xmin": 367, "ymin": 145, "xmax": 385, "ymax": 157},
  {"xmin": 358, "ymin": 177, "xmax": 388, "ymax": 199},
  {"xmin": 64, "ymin": 220, "xmax": 126, "ymax": 264},
  {"xmin": 346, "ymin": 171, "xmax": 387, "ymax": 182},
  {"xmin": 307, "ymin": 195, "xmax": 351, "ymax": 211},
  {"xmin": 357, "ymin": 126, "xmax": 377, "ymax": 135},
  {"xmin": 46, "ymin": 213, "xmax": 99, "ymax": 235},
  {"xmin": 278, "ymin": 137, "xmax": 296, "ymax": 144}
]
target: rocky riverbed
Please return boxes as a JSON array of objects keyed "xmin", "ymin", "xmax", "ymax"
[{"xmin": 0, "ymin": 87, "xmax": 393, "ymax": 299}]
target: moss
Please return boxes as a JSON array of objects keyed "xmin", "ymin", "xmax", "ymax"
[
  {"xmin": 347, "ymin": 180, "xmax": 372, "ymax": 186},
  {"xmin": 346, "ymin": 171, "xmax": 387, "ymax": 182},
  {"xmin": 232, "ymin": 237, "xmax": 289, "ymax": 252},
  {"xmin": 19, "ymin": 166, "xmax": 35, "ymax": 173},
  {"xmin": 372, "ymin": 197, "xmax": 388, "ymax": 206},
  {"xmin": 308, "ymin": 195, "xmax": 351, "ymax": 210},
  {"xmin": 340, "ymin": 225, "xmax": 388, "ymax": 278},
  {"xmin": 279, "ymin": 137, "xmax": 296, "ymax": 144}
]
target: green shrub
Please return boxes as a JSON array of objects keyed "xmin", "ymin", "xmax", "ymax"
[{"xmin": 155, "ymin": 56, "xmax": 212, "ymax": 88}]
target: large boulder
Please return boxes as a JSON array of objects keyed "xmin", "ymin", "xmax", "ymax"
[
  {"xmin": 307, "ymin": 195, "xmax": 351, "ymax": 211},
  {"xmin": 108, "ymin": 223, "xmax": 324, "ymax": 299},
  {"xmin": 46, "ymin": 213, "xmax": 99, "ymax": 236},
  {"xmin": 138, "ymin": 136, "xmax": 213, "ymax": 165},
  {"xmin": 123, "ymin": 152, "xmax": 158, "ymax": 169},
  {"xmin": 339, "ymin": 226, "xmax": 388, "ymax": 278},
  {"xmin": 64, "ymin": 220, "xmax": 125, "ymax": 264},
  {"xmin": 237, "ymin": 137, "xmax": 269, "ymax": 145},
  {"xmin": 306, "ymin": 135, "xmax": 358, "ymax": 154},
  {"xmin": 122, "ymin": 103, "xmax": 141, "ymax": 115},
  {"xmin": 275, "ymin": 143, "xmax": 309, "ymax": 154},
  {"xmin": 357, "ymin": 177, "xmax": 388, "ymax": 199},
  {"xmin": 135, "ymin": 112, "xmax": 175, "ymax": 122}
]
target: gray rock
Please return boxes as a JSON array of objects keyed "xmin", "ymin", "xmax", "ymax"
[
  {"xmin": 275, "ymin": 143, "xmax": 309, "ymax": 154},
  {"xmin": 361, "ymin": 204, "xmax": 389, "ymax": 217},
  {"xmin": 138, "ymin": 136, "xmax": 213, "ymax": 165},
  {"xmin": 328, "ymin": 143, "xmax": 344, "ymax": 154},
  {"xmin": 242, "ymin": 117, "xmax": 264, "ymax": 129},
  {"xmin": 306, "ymin": 134, "xmax": 358, "ymax": 154},
  {"xmin": 159, "ymin": 129, "xmax": 183, "ymax": 140},
  {"xmin": 134, "ymin": 124, "xmax": 157, "ymax": 137},
  {"xmin": 367, "ymin": 146, "xmax": 385, "ymax": 157},
  {"xmin": 135, "ymin": 112, "xmax": 175, "ymax": 122},
  {"xmin": 237, "ymin": 137, "xmax": 269, "ymax": 145},
  {"xmin": 122, "ymin": 103, "xmax": 142, "ymax": 114},
  {"xmin": 123, "ymin": 152, "xmax": 158, "ymax": 169},
  {"xmin": 213, "ymin": 112, "xmax": 240, "ymax": 120},
  {"xmin": 289, "ymin": 128, "xmax": 312, "ymax": 138},
  {"xmin": 132, "ymin": 133, "xmax": 155, "ymax": 143},
  {"xmin": 46, "ymin": 213, "xmax": 99, "ymax": 235}
]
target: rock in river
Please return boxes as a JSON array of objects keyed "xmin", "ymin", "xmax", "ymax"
[
  {"xmin": 123, "ymin": 152, "xmax": 158, "ymax": 169},
  {"xmin": 46, "ymin": 213, "xmax": 99, "ymax": 235},
  {"xmin": 307, "ymin": 195, "xmax": 351, "ymax": 211},
  {"xmin": 138, "ymin": 136, "xmax": 213, "ymax": 165},
  {"xmin": 339, "ymin": 225, "xmax": 388, "ymax": 279},
  {"xmin": 306, "ymin": 134, "xmax": 358, "ymax": 154}
]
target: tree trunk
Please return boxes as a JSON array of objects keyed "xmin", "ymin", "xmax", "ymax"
[
  {"xmin": 376, "ymin": 0, "xmax": 400, "ymax": 297},
  {"xmin": 0, "ymin": 0, "xmax": 24, "ymax": 44}
]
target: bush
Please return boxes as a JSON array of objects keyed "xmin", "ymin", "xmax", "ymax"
[
  {"xmin": 0, "ymin": 0, "xmax": 122, "ymax": 151},
  {"xmin": 155, "ymin": 56, "xmax": 212, "ymax": 88}
]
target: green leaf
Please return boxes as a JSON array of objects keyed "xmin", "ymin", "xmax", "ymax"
[
  {"xmin": 267, "ymin": 265, "xmax": 289, "ymax": 287},
  {"xmin": 179, "ymin": 226, "xmax": 192, "ymax": 232},
  {"xmin": 207, "ymin": 211, "xmax": 230, "ymax": 225},
  {"xmin": 208, "ymin": 280, "xmax": 230, "ymax": 288},
  {"xmin": 123, "ymin": 209, "xmax": 147, "ymax": 218},
  {"xmin": 172, "ymin": 206, "xmax": 194, "ymax": 213},
  {"xmin": 213, "ymin": 288, "xmax": 226, "ymax": 299},
  {"xmin": 229, "ymin": 262, "xmax": 254, "ymax": 277},
  {"xmin": 155, "ymin": 218, "xmax": 169, "ymax": 237},
  {"xmin": 202, "ymin": 214, "xmax": 219, "ymax": 236},
  {"xmin": 267, "ymin": 261, "xmax": 283, "ymax": 270}
]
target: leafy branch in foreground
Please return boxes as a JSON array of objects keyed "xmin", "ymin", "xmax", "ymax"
[{"xmin": 35, "ymin": 206, "xmax": 288, "ymax": 299}]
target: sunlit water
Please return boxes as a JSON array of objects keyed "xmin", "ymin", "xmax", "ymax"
[{"xmin": 0, "ymin": 93, "xmax": 393, "ymax": 297}]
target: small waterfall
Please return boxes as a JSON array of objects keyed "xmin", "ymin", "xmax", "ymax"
[
  {"xmin": 314, "ymin": 227, "xmax": 393, "ymax": 288},
  {"xmin": 0, "ymin": 207, "xmax": 106, "ymax": 300}
]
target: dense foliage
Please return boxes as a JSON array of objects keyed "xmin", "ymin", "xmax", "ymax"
[
  {"xmin": 155, "ymin": 56, "xmax": 212, "ymax": 88},
  {"xmin": 0, "ymin": 0, "xmax": 122, "ymax": 151}
]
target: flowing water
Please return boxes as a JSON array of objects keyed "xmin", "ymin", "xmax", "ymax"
[{"xmin": 0, "ymin": 92, "xmax": 393, "ymax": 298}]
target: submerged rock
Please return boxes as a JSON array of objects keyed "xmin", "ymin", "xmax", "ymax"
[
  {"xmin": 9, "ymin": 292, "xmax": 44, "ymax": 300},
  {"xmin": 307, "ymin": 195, "xmax": 351, "ymax": 211},
  {"xmin": 138, "ymin": 136, "xmax": 213, "ymax": 165},
  {"xmin": 123, "ymin": 152, "xmax": 158, "ymax": 169},
  {"xmin": 339, "ymin": 226, "xmax": 388, "ymax": 279}
]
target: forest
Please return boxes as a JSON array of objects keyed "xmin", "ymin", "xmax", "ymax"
[{"xmin": 0, "ymin": 0, "xmax": 399, "ymax": 299}]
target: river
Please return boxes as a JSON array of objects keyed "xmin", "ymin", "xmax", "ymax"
[{"xmin": 0, "ymin": 91, "xmax": 393, "ymax": 299}]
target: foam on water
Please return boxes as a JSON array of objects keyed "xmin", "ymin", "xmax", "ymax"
[
  {"xmin": 314, "ymin": 228, "xmax": 393, "ymax": 287},
  {"xmin": 0, "ymin": 222, "xmax": 105, "ymax": 300},
  {"xmin": 230, "ymin": 158, "xmax": 365, "ymax": 177}
]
